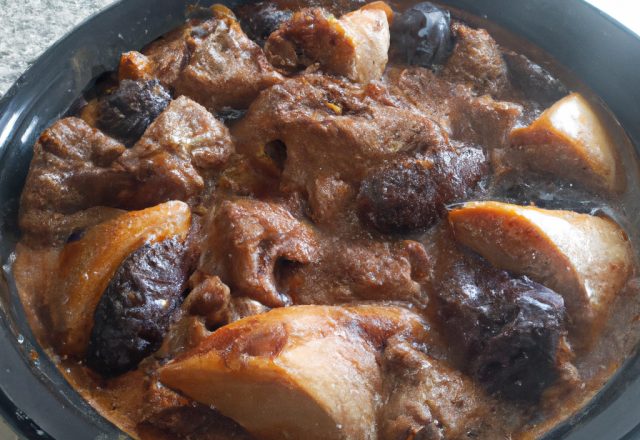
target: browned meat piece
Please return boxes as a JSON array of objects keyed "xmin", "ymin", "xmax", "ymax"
[
  {"xmin": 379, "ymin": 341, "xmax": 502, "ymax": 440},
  {"xmin": 200, "ymin": 199, "xmax": 318, "ymax": 307},
  {"xmin": 87, "ymin": 235, "xmax": 198, "ymax": 377},
  {"xmin": 19, "ymin": 117, "xmax": 135, "ymax": 243},
  {"xmin": 428, "ymin": 228, "xmax": 573, "ymax": 401},
  {"xmin": 94, "ymin": 79, "xmax": 171, "ymax": 147},
  {"xmin": 502, "ymin": 51, "xmax": 569, "ymax": 108},
  {"xmin": 139, "ymin": 19, "xmax": 215, "ymax": 88},
  {"xmin": 127, "ymin": 7, "xmax": 282, "ymax": 112},
  {"xmin": 232, "ymin": 73, "xmax": 448, "ymax": 204},
  {"xmin": 265, "ymin": 6, "xmax": 390, "ymax": 83},
  {"xmin": 118, "ymin": 96, "xmax": 235, "ymax": 206},
  {"xmin": 356, "ymin": 147, "xmax": 488, "ymax": 234},
  {"xmin": 173, "ymin": 12, "xmax": 283, "ymax": 112},
  {"xmin": 385, "ymin": 66, "xmax": 522, "ymax": 148},
  {"xmin": 307, "ymin": 175, "xmax": 357, "ymax": 225},
  {"xmin": 288, "ymin": 239, "xmax": 431, "ymax": 306},
  {"xmin": 449, "ymin": 94, "xmax": 523, "ymax": 149},
  {"xmin": 137, "ymin": 7, "xmax": 242, "ymax": 89},
  {"xmin": 440, "ymin": 22, "xmax": 509, "ymax": 96},
  {"xmin": 180, "ymin": 272, "xmax": 271, "ymax": 330},
  {"xmin": 183, "ymin": 272, "xmax": 232, "ymax": 326}
]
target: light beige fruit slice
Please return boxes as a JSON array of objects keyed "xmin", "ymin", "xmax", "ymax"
[
  {"xmin": 51, "ymin": 201, "xmax": 191, "ymax": 356},
  {"xmin": 508, "ymin": 93, "xmax": 624, "ymax": 192},
  {"xmin": 449, "ymin": 201, "xmax": 637, "ymax": 339},
  {"xmin": 159, "ymin": 305, "xmax": 427, "ymax": 440}
]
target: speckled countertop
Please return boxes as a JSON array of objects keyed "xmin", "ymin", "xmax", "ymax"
[{"xmin": 0, "ymin": 0, "xmax": 118, "ymax": 97}]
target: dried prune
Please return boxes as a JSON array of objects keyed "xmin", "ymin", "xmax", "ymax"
[
  {"xmin": 435, "ymin": 264, "xmax": 567, "ymax": 401},
  {"xmin": 391, "ymin": 2, "xmax": 452, "ymax": 68},
  {"xmin": 236, "ymin": 2, "xmax": 294, "ymax": 47},
  {"xmin": 356, "ymin": 147, "xmax": 487, "ymax": 234},
  {"xmin": 503, "ymin": 52, "xmax": 569, "ymax": 108},
  {"xmin": 95, "ymin": 79, "xmax": 171, "ymax": 147},
  {"xmin": 86, "ymin": 236, "xmax": 197, "ymax": 376}
]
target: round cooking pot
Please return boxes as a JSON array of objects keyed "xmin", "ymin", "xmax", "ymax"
[{"xmin": 1, "ymin": 0, "xmax": 640, "ymax": 439}]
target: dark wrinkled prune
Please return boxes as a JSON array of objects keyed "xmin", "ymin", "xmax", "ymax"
[
  {"xmin": 95, "ymin": 79, "xmax": 171, "ymax": 147},
  {"xmin": 391, "ymin": 2, "xmax": 452, "ymax": 68},
  {"xmin": 356, "ymin": 147, "xmax": 487, "ymax": 234},
  {"xmin": 86, "ymin": 236, "xmax": 197, "ymax": 376},
  {"xmin": 435, "ymin": 264, "xmax": 567, "ymax": 401},
  {"xmin": 503, "ymin": 52, "xmax": 569, "ymax": 108},
  {"xmin": 215, "ymin": 108, "xmax": 248, "ymax": 126},
  {"xmin": 236, "ymin": 2, "xmax": 294, "ymax": 47}
]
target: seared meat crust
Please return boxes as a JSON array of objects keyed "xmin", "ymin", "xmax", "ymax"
[{"xmin": 200, "ymin": 199, "xmax": 318, "ymax": 308}]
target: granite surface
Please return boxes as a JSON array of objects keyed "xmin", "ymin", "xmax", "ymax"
[{"xmin": 0, "ymin": 0, "xmax": 118, "ymax": 97}]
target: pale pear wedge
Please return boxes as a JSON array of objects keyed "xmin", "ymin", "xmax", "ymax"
[
  {"xmin": 159, "ymin": 305, "xmax": 428, "ymax": 440},
  {"xmin": 52, "ymin": 201, "xmax": 191, "ymax": 356},
  {"xmin": 508, "ymin": 93, "xmax": 624, "ymax": 192},
  {"xmin": 449, "ymin": 201, "xmax": 637, "ymax": 340}
]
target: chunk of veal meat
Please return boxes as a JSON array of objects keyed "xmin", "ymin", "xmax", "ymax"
[
  {"xmin": 288, "ymin": 239, "xmax": 431, "ymax": 306},
  {"xmin": 159, "ymin": 305, "xmax": 430, "ymax": 440},
  {"xmin": 173, "ymin": 9, "xmax": 283, "ymax": 112},
  {"xmin": 200, "ymin": 199, "xmax": 318, "ymax": 308},
  {"xmin": 87, "ymin": 235, "xmax": 198, "ymax": 377},
  {"xmin": 157, "ymin": 274, "xmax": 271, "ymax": 360},
  {"xmin": 356, "ymin": 147, "xmax": 488, "ymax": 234},
  {"xmin": 122, "ymin": 7, "xmax": 282, "ymax": 112},
  {"xmin": 428, "ymin": 226, "xmax": 571, "ymax": 401},
  {"xmin": 134, "ymin": 18, "xmax": 222, "ymax": 88},
  {"xmin": 183, "ymin": 271, "xmax": 271, "ymax": 329},
  {"xmin": 379, "ymin": 341, "xmax": 503, "ymax": 440},
  {"xmin": 385, "ymin": 66, "xmax": 522, "ymax": 149},
  {"xmin": 118, "ymin": 96, "xmax": 235, "ymax": 206},
  {"xmin": 232, "ymin": 73, "xmax": 449, "ymax": 209},
  {"xmin": 440, "ymin": 22, "xmax": 509, "ymax": 97},
  {"xmin": 19, "ymin": 117, "xmax": 135, "ymax": 243},
  {"xmin": 94, "ymin": 79, "xmax": 171, "ymax": 147},
  {"xmin": 265, "ymin": 6, "xmax": 390, "ymax": 83}
]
